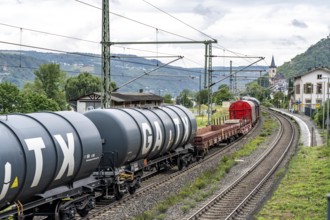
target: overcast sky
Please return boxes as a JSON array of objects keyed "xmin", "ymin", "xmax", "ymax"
[{"xmin": 0, "ymin": 0, "xmax": 329, "ymax": 69}]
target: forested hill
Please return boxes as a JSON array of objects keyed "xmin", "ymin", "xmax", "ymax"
[
  {"xmin": 0, "ymin": 50, "xmax": 264, "ymax": 97},
  {"xmin": 278, "ymin": 36, "xmax": 330, "ymax": 78},
  {"xmin": 0, "ymin": 50, "xmax": 202, "ymax": 96}
]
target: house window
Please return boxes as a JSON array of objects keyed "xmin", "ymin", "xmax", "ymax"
[
  {"xmin": 316, "ymin": 83, "xmax": 322, "ymax": 94},
  {"xmin": 304, "ymin": 83, "xmax": 313, "ymax": 94},
  {"xmin": 317, "ymin": 74, "xmax": 322, "ymax": 79},
  {"xmin": 305, "ymin": 99, "xmax": 311, "ymax": 107},
  {"xmin": 295, "ymin": 84, "xmax": 300, "ymax": 94}
]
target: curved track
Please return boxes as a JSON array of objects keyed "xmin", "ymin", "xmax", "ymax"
[{"xmin": 185, "ymin": 109, "xmax": 298, "ymax": 220}]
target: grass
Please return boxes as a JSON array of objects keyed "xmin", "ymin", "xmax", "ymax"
[
  {"xmin": 133, "ymin": 111, "xmax": 278, "ymax": 220},
  {"xmin": 195, "ymin": 105, "xmax": 229, "ymax": 127},
  {"xmin": 256, "ymin": 145, "xmax": 330, "ymax": 219}
]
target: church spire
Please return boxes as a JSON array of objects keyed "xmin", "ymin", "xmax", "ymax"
[{"xmin": 270, "ymin": 55, "xmax": 276, "ymax": 68}]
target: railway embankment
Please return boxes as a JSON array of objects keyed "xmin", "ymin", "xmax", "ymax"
[
  {"xmin": 256, "ymin": 108, "xmax": 329, "ymax": 219},
  {"xmin": 256, "ymin": 144, "xmax": 330, "ymax": 219}
]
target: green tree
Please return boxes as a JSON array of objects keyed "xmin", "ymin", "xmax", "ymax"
[
  {"xmin": 0, "ymin": 82, "xmax": 22, "ymax": 114},
  {"xmin": 177, "ymin": 89, "xmax": 194, "ymax": 108},
  {"xmin": 213, "ymin": 84, "xmax": 233, "ymax": 105},
  {"xmin": 242, "ymin": 81, "xmax": 270, "ymax": 102},
  {"xmin": 163, "ymin": 94, "xmax": 173, "ymax": 104},
  {"xmin": 195, "ymin": 89, "xmax": 209, "ymax": 105},
  {"xmin": 33, "ymin": 63, "xmax": 67, "ymax": 110},
  {"xmin": 65, "ymin": 72, "xmax": 102, "ymax": 101},
  {"xmin": 272, "ymin": 91, "xmax": 286, "ymax": 108},
  {"xmin": 314, "ymin": 100, "xmax": 329, "ymax": 128},
  {"xmin": 20, "ymin": 93, "xmax": 60, "ymax": 113}
]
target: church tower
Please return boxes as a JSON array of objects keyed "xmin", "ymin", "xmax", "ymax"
[{"xmin": 268, "ymin": 55, "xmax": 277, "ymax": 78}]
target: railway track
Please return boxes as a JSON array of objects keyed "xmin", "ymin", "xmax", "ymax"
[
  {"xmin": 185, "ymin": 109, "xmax": 298, "ymax": 220},
  {"xmin": 81, "ymin": 117, "xmax": 264, "ymax": 219}
]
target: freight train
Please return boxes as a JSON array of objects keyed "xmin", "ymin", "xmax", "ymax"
[{"xmin": 0, "ymin": 99, "xmax": 259, "ymax": 219}]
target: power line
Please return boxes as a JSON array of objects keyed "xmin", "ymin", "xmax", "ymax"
[
  {"xmin": 0, "ymin": 40, "xmax": 101, "ymax": 59},
  {"xmin": 0, "ymin": 22, "xmax": 99, "ymax": 44},
  {"xmin": 75, "ymin": 0, "xmax": 197, "ymax": 41},
  {"xmin": 0, "ymin": 21, "xmax": 186, "ymax": 59},
  {"xmin": 141, "ymin": 0, "xmax": 216, "ymax": 41}
]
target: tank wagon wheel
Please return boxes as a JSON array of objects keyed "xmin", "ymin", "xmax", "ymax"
[
  {"xmin": 55, "ymin": 201, "xmax": 77, "ymax": 220},
  {"xmin": 177, "ymin": 157, "xmax": 183, "ymax": 171},
  {"xmin": 114, "ymin": 186, "xmax": 124, "ymax": 200},
  {"xmin": 177, "ymin": 157, "xmax": 189, "ymax": 170},
  {"xmin": 77, "ymin": 209, "xmax": 89, "ymax": 218},
  {"xmin": 202, "ymin": 149, "xmax": 208, "ymax": 158},
  {"xmin": 76, "ymin": 197, "xmax": 95, "ymax": 217},
  {"xmin": 128, "ymin": 186, "xmax": 136, "ymax": 194},
  {"xmin": 156, "ymin": 163, "xmax": 162, "ymax": 172}
]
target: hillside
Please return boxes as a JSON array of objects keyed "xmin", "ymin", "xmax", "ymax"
[
  {"xmin": 278, "ymin": 37, "xmax": 330, "ymax": 78},
  {"xmin": 0, "ymin": 50, "xmax": 265, "ymax": 97}
]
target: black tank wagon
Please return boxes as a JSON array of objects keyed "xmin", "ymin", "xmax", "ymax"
[
  {"xmin": 0, "ymin": 111, "xmax": 103, "ymax": 218},
  {"xmin": 0, "ymin": 105, "xmax": 197, "ymax": 219}
]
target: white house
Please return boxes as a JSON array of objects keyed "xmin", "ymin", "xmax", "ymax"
[{"xmin": 292, "ymin": 67, "xmax": 330, "ymax": 112}]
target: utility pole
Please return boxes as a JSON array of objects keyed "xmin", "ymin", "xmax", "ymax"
[
  {"xmin": 229, "ymin": 60, "xmax": 233, "ymax": 92},
  {"xmin": 203, "ymin": 41, "xmax": 213, "ymax": 125},
  {"xmin": 101, "ymin": 0, "xmax": 110, "ymax": 108},
  {"xmin": 207, "ymin": 43, "xmax": 213, "ymax": 125}
]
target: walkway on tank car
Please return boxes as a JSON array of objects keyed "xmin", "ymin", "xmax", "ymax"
[{"xmin": 270, "ymin": 108, "xmax": 323, "ymax": 147}]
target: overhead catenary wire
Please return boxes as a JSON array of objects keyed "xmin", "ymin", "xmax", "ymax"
[
  {"xmin": 75, "ymin": 0, "xmax": 197, "ymax": 41},
  {"xmin": 0, "ymin": 21, "xmax": 187, "ymax": 59},
  {"xmin": 141, "ymin": 0, "xmax": 216, "ymax": 41},
  {"xmin": 0, "ymin": 22, "xmax": 99, "ymax": 44}
]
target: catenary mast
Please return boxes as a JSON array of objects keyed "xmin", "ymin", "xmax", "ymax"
[{"xmin": 101, "ymin": 0, "xmax": 110, "ymax": 108}]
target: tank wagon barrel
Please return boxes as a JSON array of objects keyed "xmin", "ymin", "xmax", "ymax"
[
  {"xmin": 0, "ymin": 111, "xmax": 102, "ymax": 211},
  {"xmin": 83, "ymin": 105, "xmax": 197, "ymax": 169}
]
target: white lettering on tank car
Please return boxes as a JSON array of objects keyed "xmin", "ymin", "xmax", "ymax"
[
  {"xmin": 0, "ymin": 162, "xmax": 11, "ymax": 200},
  {"xmin": 141, "ymin": 123, "xmax": 153, "ymax": 155},
  {"xmin": 165, "ymin": 130, "xmax": 173, "ymax": 150},
  {"xmin": 54, "ymin": 133, "xmax": 75, "ymax": 180},
  {"xmin": 181, "ymin": 117, "xmax": 190, "ymax": 142},
  {"xmin": 173, "ymin": 118, "xmax": 180, "ymax": 145},
  {"xmin": 25, "ymin": 137, "xmax": 46, "ymax": 188},
  {"xmin": 152, "ymin": 121, "xmax": 163, "ymax": 152}
]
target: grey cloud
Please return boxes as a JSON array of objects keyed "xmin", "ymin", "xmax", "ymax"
[
  {"xmin": 273, "ymin": 35, "xmax": 307, "ymax": 47},
  {"xmin": 293, "ymin": 35, "xmax": 307, "ymax": 42},
  {"xmin": 193, "ymin": 4, "xmax": 227, "ymax": 28},
  {"xmin": 273, "ymin": 38, "xmax": 296, "ymax": 46},
  {"xmin": 193, "ymin": 4, "xmax": 227, "ymax": 19},
  {"xmin": 292, "ymin": 19, "xmax": 308, "ymax": 28}
]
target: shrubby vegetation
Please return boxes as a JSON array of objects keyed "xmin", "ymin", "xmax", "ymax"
[{"xmin": 0, "ymin": 63, "xmax": 115, "ymax": 114}]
